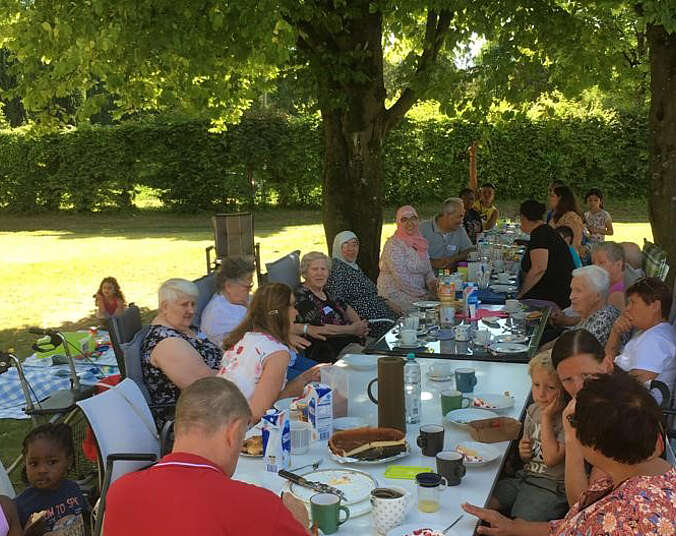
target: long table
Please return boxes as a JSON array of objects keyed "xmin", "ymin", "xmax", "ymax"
[{"xmin": 234, "ymin": 356, "xmax": 531, "ymax": 535}]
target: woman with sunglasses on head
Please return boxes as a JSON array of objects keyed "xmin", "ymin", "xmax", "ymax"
[
  {"xmin": 462, "ymin": 369, "xmax": 676, "ymax": 535},
  {"xmin": 218, "ymin": 283, "xmax": 323, "ymax": 423},
  {"xmin": 377, "ymin": 205, "xmax": 438, "ymax": 314}
]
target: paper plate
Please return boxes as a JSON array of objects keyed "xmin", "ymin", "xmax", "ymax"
[
  {"xmin": 471, "ymin": 393, "xmax": 514, "ymax": 411},
  {"xmin": 341, "ymin": 353, "xmax": 378, "ymax": 371},
  {"xmin": 288, "ymin": 469, "xmax": 377, "ymax": 505},
  {"xmin": 454, "ymin": 441, "xmax": 501, "ymax": 467},
  {"xmin": 490, "ymin": 342, "xmax": 529, "ymax": 354},
  {"xmin": 445, "ymin": 408, "xmax": 499, "ymax": 427},
  {"xmin": 387, "ymin": 524, "xmax": 458, "ymax": 536},
  {"xmin": 413, "ymin": 301, "xmax": 441, "ymax": 308}
]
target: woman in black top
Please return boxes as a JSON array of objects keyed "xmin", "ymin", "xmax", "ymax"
[{"xmin": 517, "ymin": 200, "xmax": 574, "ymax": 309}]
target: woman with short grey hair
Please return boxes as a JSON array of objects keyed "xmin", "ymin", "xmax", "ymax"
[
  {"xmin": 200, "ymin": 256, "xmax": 256, "ymax": 346},
  {"xmin": 142, "ymin": 278, "xmax": 222, "ymax": 427},
  {"xmin": 551, "ymin": 265, "xmax": 620, "ymax": 347},
  {"xmin": 592, "ymin": 242, "xmax": 626, "ymax": 311}
]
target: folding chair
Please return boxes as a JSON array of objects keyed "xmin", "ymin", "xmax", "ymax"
[
  {"xmin": 76, "ymin": 378, "xmax": 162, "ymax": 536},
  {"xmin": 205, "ymin": 212, "xmax": 260, "ymax": 275},
  {"xmin": 192, "ymin": 272, "xmax": 217, "ymax": 328},
  {"xmin": 643, "ymin": 239, "xmax": 670, "ymax": 282},
  {"xmin": 0, "ymin": 459, "xmax": 14, "ymax": 499},
  {"xmin": 107, "ymin": 303, "xmax": 142, "ymax": 377},
  {"xmin": 264, "ymin": 250, "xmax": 301, "ymax": 289}
]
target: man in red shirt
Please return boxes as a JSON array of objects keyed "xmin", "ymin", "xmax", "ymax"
[{"xmin": 103, "ymin": 377, "xmax": 309, "ymax": 535}]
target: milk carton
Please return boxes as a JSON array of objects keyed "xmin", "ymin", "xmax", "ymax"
[
  {"xmin": 305, "ymin": 383, "xmax": 333, "ymax": 441},
  {"xmin": 463, "ymin": 284, "xmax": 479, "ymax": 319},
  {"xmin": 261, "ymin": 409, "xmax": 290, "ymax": 472}
]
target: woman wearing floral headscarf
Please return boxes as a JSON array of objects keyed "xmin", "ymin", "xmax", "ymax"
[
  {"xmin": 326, "ymin": 230, "xmax": 398, "ymax": 339},
  {"xmin": 377, "ymin": 206, "xmax": 438, "ymax": 314}
]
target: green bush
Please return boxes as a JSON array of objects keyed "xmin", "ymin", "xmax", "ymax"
[{"xmin": 0, "ymin": 112, "xmax": 648, "ymax": 212}]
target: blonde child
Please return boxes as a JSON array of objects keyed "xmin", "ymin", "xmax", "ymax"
[
  {"xmin": 487, "ymin": 353, "xmax": 568, "ymax": 521},
  {"xmin": 93, "ymin": 277, "xmax": 126, "ymax": 320}
]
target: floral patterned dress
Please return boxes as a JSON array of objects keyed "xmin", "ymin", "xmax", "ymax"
[
  {"xmin": 549, "ymin": 467, "xmax": 676, "ymax": 535},
  {"xmin": 376, "ymin": 236, "xmax": 437, "ymax": 314},
  {"xmin": 218, "ymin": 331, "xmax": 290, "ymax": 400},
  {"xmin": 576, "ymin": 305, "xmax": 621, "ymax": 348},
  {"xmin": 141, "ymin": 325, "xmax": 222, "ymax": 427},
  {"xmin": 326, "ymin": 259, "xmax": 397, "ymax": 339}
]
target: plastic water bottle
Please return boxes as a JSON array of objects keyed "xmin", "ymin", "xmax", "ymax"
[{"xmin": 404, "ymin": 353, "xmax": 421, "ymax": 424}]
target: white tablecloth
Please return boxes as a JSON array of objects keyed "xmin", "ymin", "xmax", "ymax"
[{"xmin": 233, "ymin": 356, "xmax": 531, "ymax": 536}]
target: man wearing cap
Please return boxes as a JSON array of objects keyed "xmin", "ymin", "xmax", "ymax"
[{"xmin": 419, "ymin": 197, "xmax": 474, "ymax": 270}]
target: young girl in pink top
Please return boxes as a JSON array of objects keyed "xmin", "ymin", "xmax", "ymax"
[{"xmin": 93, "ymin": 276, "xmax": 127, "ymax": 320}]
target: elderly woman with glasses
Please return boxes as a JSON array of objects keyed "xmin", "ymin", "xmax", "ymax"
[
  {"xmin": 550, "ymin": 265, "xmax": 621, "ymax": 348},
  {"xmin": 462, "ymin": 370, "xmax": 676, "ymax": 536},
  {"xmin": 326, "ymin": 231, "xmax": 397, "ymax": 339},
  {"xmin": 200, "ymin": 256, "xmax": 256, "ymax": 347},
  {"xmin": 377, "ymin": 205, "xmax": 438, "ymax": 314},
  {"xmin": 605, "ymin": 277, "xmax": 676, "ymax": 385},
  {"xmin": 142, "ymin": 278, "xmax": 222, "ymax": 427},
  {"xmin": 294, "ymin": 251, "xmax": 370, "ymax": 363}
]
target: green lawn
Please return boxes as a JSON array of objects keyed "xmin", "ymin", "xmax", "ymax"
[{"xmin": 0, "ymin": 199, "xmax": 654, "ymax": 485}]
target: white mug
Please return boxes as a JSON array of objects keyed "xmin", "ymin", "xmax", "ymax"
[
  {"xmin": 505, "ymin": 299, "xmax": 520, "ymax": 312},
  {"xmin": 370, "ymin": 486, "xmax": 413, "ymax": 535},
  {"xmin": 454, "ymin": 324, "xmax": 470, "ymax": 342},
  {"xmin": 400, "ymin": 329, "xmax": 417, "ymax": 346}
]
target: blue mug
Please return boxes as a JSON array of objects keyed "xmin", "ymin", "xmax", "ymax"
[{"xmin": 455, "ymin": 368, "xmax": 477, "ymax": 393}]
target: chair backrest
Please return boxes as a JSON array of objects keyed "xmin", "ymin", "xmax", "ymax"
[
  {"xmin": 212, "ymin": 212, "xmax": 255, "ymax": 258},
  {"xmin": 643, "ymin": 239, "xmax": 670, "ymax": 281},
  {"xmin": 107, "ymin": 304, "xmax": 142, "ymax": 376},
  {"xmin": 0, "ymin": 458, "xmax": 14, "ymax": 498},
  {"xmin": 76, "ymin": 378, "xmax": 160, "ymax": 486},
  {"xmin": 119, "ymin": 325, "xmax": 152, "ymax": 403},
  {"xmin": 265, "ymin": 250, "xmax": 301, "ymax": 289},
  {"xmin": 192, "ymin": 272, "xmax": 217, "ymax": 328}
]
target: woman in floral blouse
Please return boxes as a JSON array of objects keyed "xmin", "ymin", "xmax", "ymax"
[
  {"xmin": 377, "ymin": 205, "xmax": 438, "ymax": 314},
  {"xmin": 461, "ymin": 370, "xmax": 676, "ymax": 536}
]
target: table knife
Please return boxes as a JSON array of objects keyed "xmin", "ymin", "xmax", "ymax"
[{"xmin": 278, "ymin": 469, "xmax": 346, "ymax": 500}]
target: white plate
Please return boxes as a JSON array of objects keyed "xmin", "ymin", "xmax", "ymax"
[
  {"xmin": 490, "ymin": 284, "xmax": 518, "ymax": 293},
  {"xmin": 329, "ymin": 443, "xmax": 410, "ymax": 465},
  {"xmin": 394, "ymin": 342, "xmax": 424, "ymax": 349},
  {"xmin": 445, "ymin": 408, "xmax": 499, "ymax": 426},
  {"xmin": 471, "ymin": 393, "xmax": 514, "ymax": 411},
  {"xmin": 426, "ymin": 374, "xmax": 453, "ymax": 382},
  {"xmin": 490, "ymin": 342, "xmax": 529, "ymax": 354},
  {"xmin": 333, "ymin": 417, "xmax": 368, "ymax": 431},
  {"xmin": 413, "ymin": 301, "xmax": 441, "ymax": 308},
  {"xmin": 387, "ymin": 524, "xmax": 457, "ymax": 536},
  {"xmin": 288, "ymin": 469, "xmax": 377, "ymax": 505},
  {"xmin": 454, "ymin": 441, "xmax": 501, "ymax": 466},
  {"xmin": 494, "ymin": 334, "xmax": 529, "ymax": 344},
  {"xmin": 341, "ymin": 354, "xmax": 377, "ymax": 371}
]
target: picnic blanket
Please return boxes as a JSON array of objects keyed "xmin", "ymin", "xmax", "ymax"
[{"xmin": 0, "ymin": 344, "xmax": 119, "ymax": 420}]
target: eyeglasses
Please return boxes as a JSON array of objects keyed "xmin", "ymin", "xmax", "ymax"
[
  {"xmin": 399, "ymin": 216, "xmax": 418, "ymax": 223},
  {"xmin": 235, "ymin": 280, "xmax": 254, "ymax": 290}
]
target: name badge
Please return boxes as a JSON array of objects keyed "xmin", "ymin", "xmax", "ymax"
[
  {"xmin": 322, "ymin": 305, "xmax": 334, "ymax": 315},
  {"xmin": 447, "ymin": 244, "xmax": 458, "ymax": 254}
]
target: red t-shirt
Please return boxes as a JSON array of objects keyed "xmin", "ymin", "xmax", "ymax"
[{"xmin": 103, "ymin": 452, "xmax": 308, "ymax": 536}]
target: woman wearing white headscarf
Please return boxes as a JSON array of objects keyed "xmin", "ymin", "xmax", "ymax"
[{"xmin": 326, "ymin": 230, "xmax": 398, "ymax": 339}]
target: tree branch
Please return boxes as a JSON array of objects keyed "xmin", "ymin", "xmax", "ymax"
[{"xmin": 383, "ymin": 9, "xmax": 453, "ymax": 135}]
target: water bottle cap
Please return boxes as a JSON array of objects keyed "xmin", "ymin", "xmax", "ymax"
[{"xmin": 406, "ymin": 353, "xmax": 415, "ymax": 360}]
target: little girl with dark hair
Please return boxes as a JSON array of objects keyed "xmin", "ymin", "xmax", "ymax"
[
  {"xmin": 15, "ymin": 424, "xmax": 89, "ymax": 535},
  {"xmin": 94, "ymin": 276, "xmax": 126, "ymax": 320},
  {"xmin": 584, "ymin": 188, "xmax": 613, "ymax": 243}
]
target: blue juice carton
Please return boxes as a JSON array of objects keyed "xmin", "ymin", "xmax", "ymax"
[
  {"xmin": 261, "ymin": 408, "xmax": 290, "ymax": 473},
  {"xmin": 305, "ymin": 383, "xmax": 333, "ymax": 441}
]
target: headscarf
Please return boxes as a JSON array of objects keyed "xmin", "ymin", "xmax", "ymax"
[
  {"xmin": 394, "ymin": 205, "xmax": 429, "ymax": 259},
  {"xmin": 332, "ymin": 230, "xmax": 360, "ymax": 270}
]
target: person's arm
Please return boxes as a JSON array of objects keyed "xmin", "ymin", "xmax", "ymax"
[
  {"xmin": 0, "ymin": 496, "xmax": 23, "ymax": 536},
  {"xmin": 249, "ymin": 351, "xmax": 290, "ymax": 422},
  {"xmin": 150, "ymin": 337, "xmax": 216, "ymax": 390},
  {"xmin": 540, "ymin": 393, "xmax": 566, "ymax": 467},
  {"xmin": 113, "ymin": 299, "xmax": 126, "ymax": 316},
  {"xmin": 562, "ymin": 398, "xmax": 588, "ymax": 506},
  {"xmin": 517, "ymin": 248, "xmax": 548, "ymax": 299},
  {"xmin": 604, "ymin": 313, "xmax": 633, "ymax": 365},
  {"xmin": 484, "ymin": 207, "xmax": 499, "ymax": 230},
  {"xmin": 94, "ymin": 294, "xmax": 106, "ymax": 319},
  {"xmin": 461, "ymin": 503, "xmax": 550, "ymax": 536},
  {"xmin": 279, "ymin": 492, "xmax": 311, "ymax": 535},
  {"xmin": 603, "ymin": 213, "xmax": 614, "ymax": 236},
  {"xmin": 607, "ymin": 291, "xmax": 625, "ymax": 311},
  {"xmin": 280, "ymin": 365, "xmax": 324, "ymax": 399},
  {"xmin": 629, "ymin": 369, "xmax": 658, "ymax": 383}
]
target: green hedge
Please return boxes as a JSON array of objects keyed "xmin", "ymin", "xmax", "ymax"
[{"xmin": 0, "ymin": 113, "xmax": 648, "ymax": 212}]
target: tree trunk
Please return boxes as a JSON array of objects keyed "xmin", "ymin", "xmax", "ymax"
[
  {"xmin": 316, "ymin": 12, "xmax": 387, "ymax": 281},
  {"xmin": 647, "ymin": 23, "xmax": 676, "ymax": 280}
]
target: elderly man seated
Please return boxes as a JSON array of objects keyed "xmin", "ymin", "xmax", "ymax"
[
  {"xmin": 550, "ymin": 265, "xmax": 620, "ymax": 347},
  {"xmin": 605, "ymin": 277, "xmax": 676, "ymax": 386},
  {"xmin": 419, "ymin": 197, "xmax": 474, "ymax": 271},
  {"xmin": 104, "ymin": 377, "xmax": 310, "ymax": 535}
]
